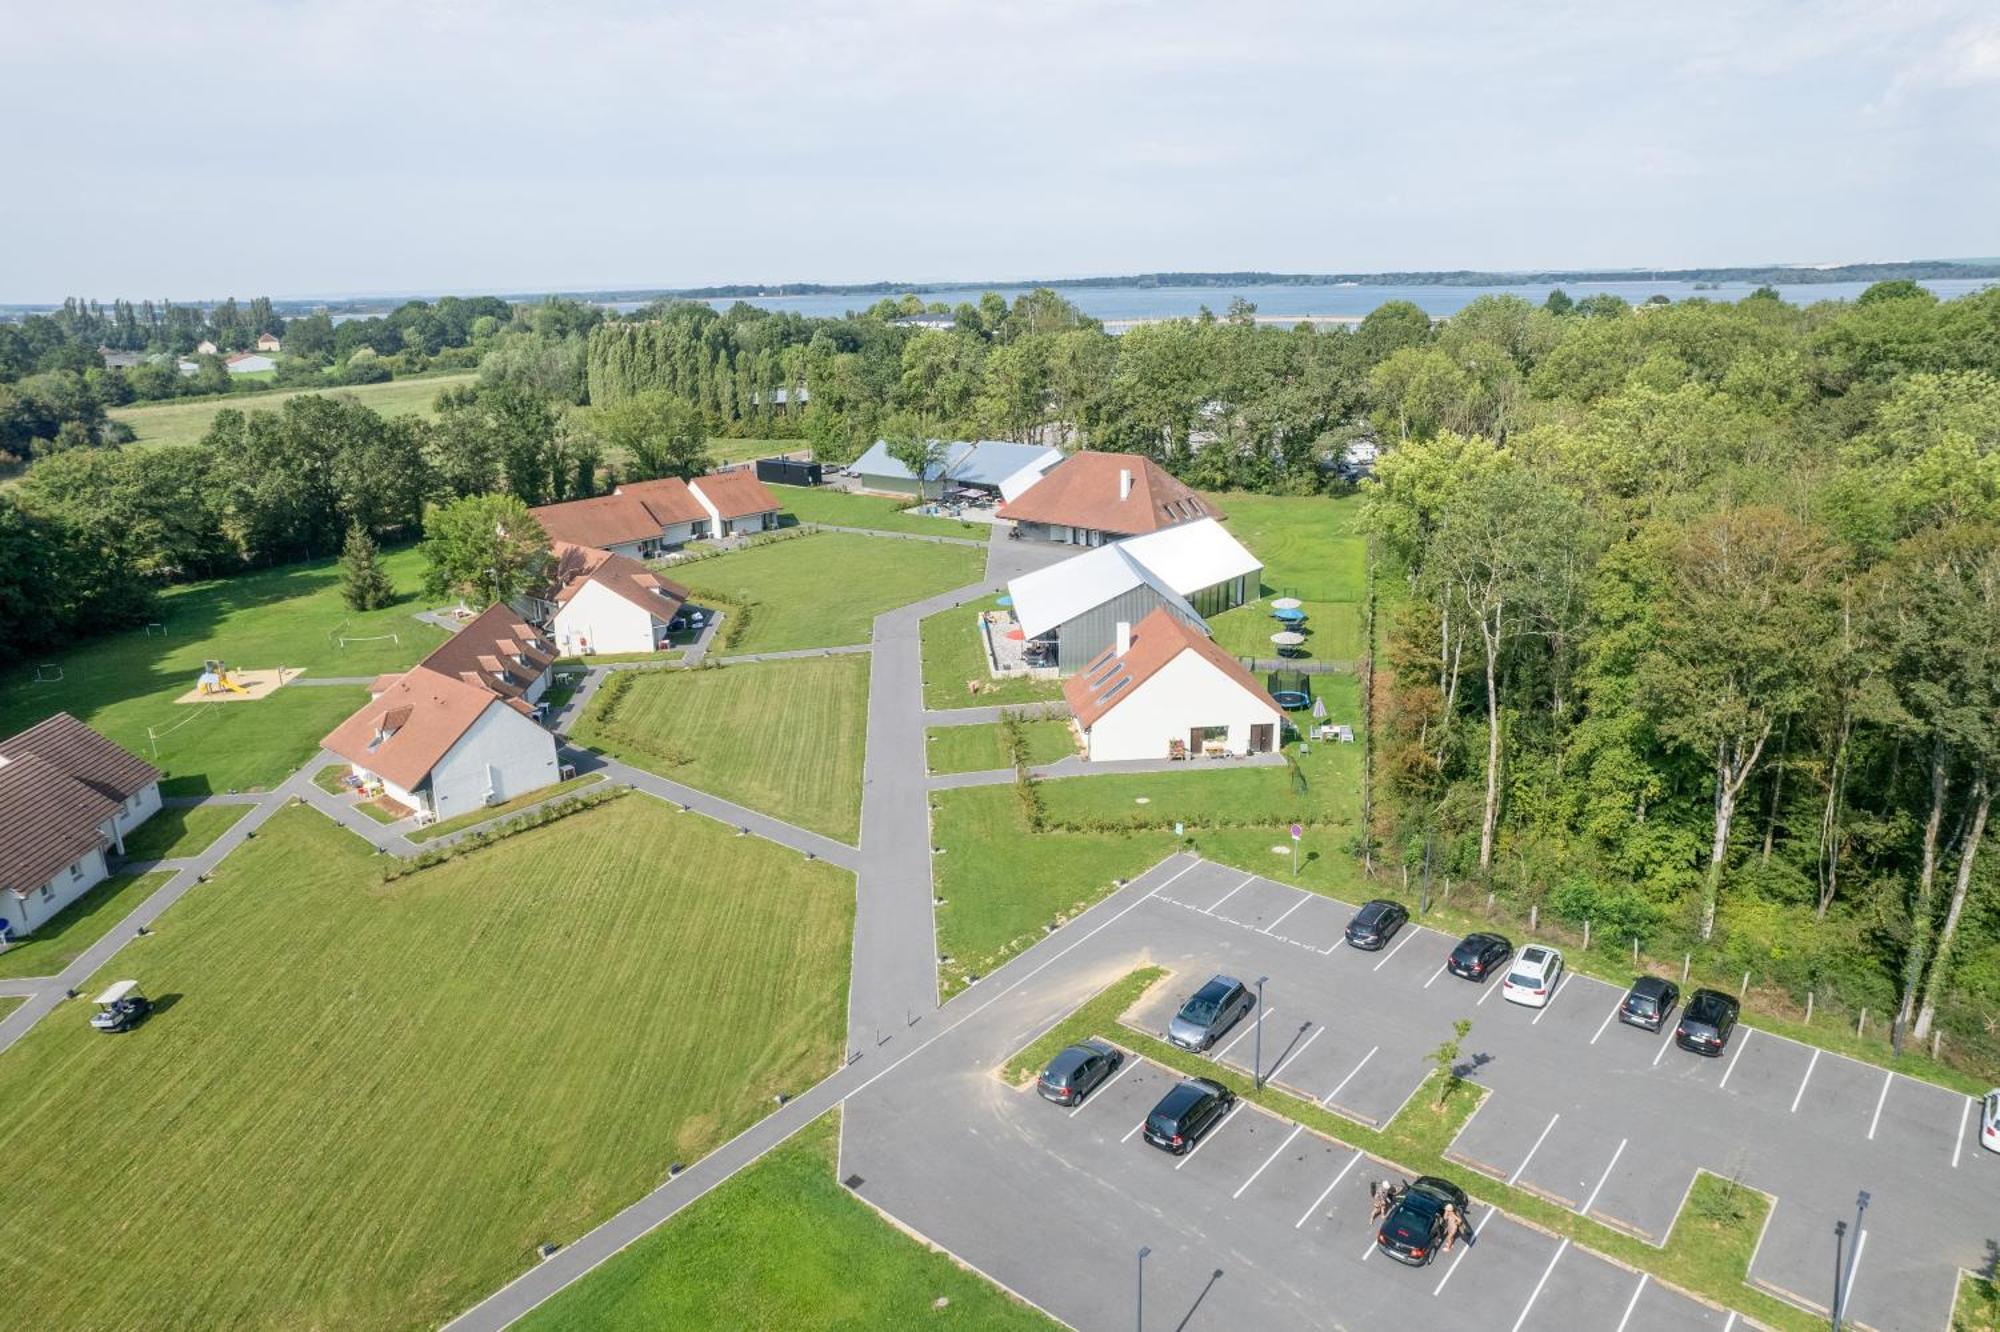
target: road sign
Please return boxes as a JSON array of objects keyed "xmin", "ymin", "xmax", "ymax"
[{"xmin": 1290, "ymin": 823, "xmax": 1302, "ymax": 841}]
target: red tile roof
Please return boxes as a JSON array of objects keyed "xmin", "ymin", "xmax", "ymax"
[
  {"xmin": 549, "ymin": 543, "xmax": 689, "ymax": 622},
  {"xmin": 320, "ymin": 666, "xmax": 504, "ymax": 791},
  {"xmin": 1064, "ymin": 607, "xmax": 1279, "ymax": 728},
  {"xmin": 530, "ymin": 492, "xmax": 689, "ymax": 549},
  {"xmin": 416, "ymin": 603, "xmax": 553, "ymax": 703},
  {"xmin": 688, "ymin": 469, "xmax": 780, "ymax": 519},
  {"xmin": 609, "ymin": 476, "xmax": 708, "ymax": 524},
  {"xmin": 997, "ymin": 451, "xmax": 1218, "ymax": 536}
]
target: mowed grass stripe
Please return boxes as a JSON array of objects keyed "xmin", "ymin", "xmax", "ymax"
[
  {"xmin": 573, "ymin": 655, "xmax": 870, "ymax": 844},
  {"xmin": 0, "ymin": 798, "xmax": 852, "ymax": 1331}
]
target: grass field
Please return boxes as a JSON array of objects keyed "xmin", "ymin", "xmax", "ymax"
[
  {"xmin": 405, "ymin": 774, "xmax": 606, "ymax": 843},
  {"xmin": 925, "ymin": 718, "xmax": 1075, "ymax": 774},
  {"xmin": 519, "ymin": 1110, "xmax": 1054, "ymax": 1331},
  {"xmin": 571, "ymin": 655, "xmax": 871, "ymax": 843},
  {"xmin": 118, "ymin": 803, "xmax": 251, "ymax": 861},
  {"xmin": 772, "ymin": 484, "xmax": 986, "ymax": 539},
  {"xmin": 0, "ymin": 797, "xmax": 853, "ymax": 1331},
  {"xmin": 920, "ymin": 592, "xmax": 1066, "ymax": 710},
  {"xmin": 0, "ymin": 546, "xmax": 445, "ymax": 795},
  {"xmin": 109, "ymin": 372, "xmax": 478, "ymax": 449},
  {"xmin": 1202, "ymin": 490, "xmax": 1368, "ymax": 665},
  {"xmin": 0, "ymin": 870, "xmax": 175, "ymax": 981},
  {"xmin": 677, "ymin": 531, "xmax": 983, "ymax": 654}
]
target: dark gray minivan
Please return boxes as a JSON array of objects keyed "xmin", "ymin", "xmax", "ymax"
[{"xmin": 1168, "ymin": 975, "xmax": 1254, "ymax": 1051}]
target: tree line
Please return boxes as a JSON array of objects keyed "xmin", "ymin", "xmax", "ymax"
[{"xmin": 1363, "ymin": 279, "xmax": 2000, "ymax": 1068}]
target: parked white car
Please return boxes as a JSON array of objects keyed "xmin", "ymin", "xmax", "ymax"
[
  {"xmin": 1981, "ymin": 1089, "xmax": 2000, "ymax": 1154},
  {"xmin": 1502, "ymin": 945, "xmax": 1564, "ymax": 1009}
]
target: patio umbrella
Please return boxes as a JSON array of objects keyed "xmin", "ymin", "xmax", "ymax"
[
  {"xmin": 996, "ymin": 594, "xmax": 1014, "ymax": 607},
  {"xmin": 1005, "ymin": 628, "xmax": 1025, "ymax": 641},
  {"xmin": 1270, "ymin": 631, "xmax": 1306, "ymax": 648},
  {"xmin": 1312, "ymin": 696, "xmax": 1328, "ymax": 719},
  {"xmin": 1271, "ymin": 597, "xmax": 1303, "ymax": 611},
  {"xmin": 1273, "ymin": 607, "xmax": 1307, "ymax": 624}
]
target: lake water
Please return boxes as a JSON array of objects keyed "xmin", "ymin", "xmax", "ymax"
[{"xmin": 615, "ymin": 277, "xmax": 1997, "ymax": 324}]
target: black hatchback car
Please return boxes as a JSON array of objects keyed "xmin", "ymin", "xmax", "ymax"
[
  {"xmin": 1142, "ymin": 1077, "xmax": 1235, "ymax": 1154},
  {"xmin": 1345, "ymin": 899, "xmax": 1408, "ymax": 951},
  {"xmin": 1675, "ymin": 988, "xmax": 1741, "ymax": 1055},
  {"xmin": 1377, "ymin": 1175, "xmax": 1471, "ymax": 1266},
  {"xmin": 1619, "ymin": 977, "xmax": 1680, "ymax": 1032},
  {"xmin": 1447, "ymin": 932, "xmax": 1511, "ymax": 981},
  {"xmin": 1037, "ymin": 1040, "xmax": 1124, "ymax": 1107}
]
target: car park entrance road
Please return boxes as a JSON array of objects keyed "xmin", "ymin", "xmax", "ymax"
[{"xmin": 841, "ymin": 856, "xmax": 1998, "ymax": 1331}]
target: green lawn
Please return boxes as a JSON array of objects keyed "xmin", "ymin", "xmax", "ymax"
[
  {"xmin": 1207, "ymin": 600, "xmax": 1365, "ymax": 663},
  {"xmin": 0, "ymin": 797, "xmax": 853, "ymax": 1331},
  {"xmin": 118, "ymin": 804, "xmax": 251, "ymax": 861},
  {"xmin": 678, "ymin": 531, "xmax": 984, "ymax": 654},
  {"xmin": 709, "ymin": 437, "xmax": 798, "ymax": 466},
  {"xmin": 0, "ymin": 870, "xmax": 175, "ymax": 981},
  {"xmin": 571, "ymin": 655, "xmax": 870, "ymax": 843},
  {"xmin": 1200, "ymin": 491, "xmax": 1368, "ymax": 666},
  {"xmin": 925, "ymin": 719, "xmax": 1075, "ymax": 775},
  {"xmin": 0, "ymin": 997, "xmax": 18, "ymax": 1021},
  {"xmin": 406, "ymin": 774, "xmax": 607, "ymax": 843},
  {"xmin": 772, "ymin": 484, "xmax": 986, "ymax": 539},
  {"xmin": 920, "ymin": 592, "xmax": 1066, "ymax": 710},
  {"xmin": 0, "ymin": 546, "xmax": 444, "ymax": 796},
  {"xmin": 519, "ymin": 1110, "xmax": 1055, "ymax": 1331},
  {"xmin": 110, "ymin": 373, "xmax": 478, "ymax": 449}
]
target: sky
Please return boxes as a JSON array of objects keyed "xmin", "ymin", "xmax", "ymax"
[{"xmin": 2, "ymin": 0, "xmax": 1996, "ymax": 301}]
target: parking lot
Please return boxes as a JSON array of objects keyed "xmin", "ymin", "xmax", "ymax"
[{"xmin": 842, "ymin": 856, "xmax": 1999, "ymax": 1331}]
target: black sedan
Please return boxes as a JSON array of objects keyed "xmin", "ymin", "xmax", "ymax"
[
  {"xmin": 1446, "ymin": 932, "xmax": 1511, "ymax": 981},
  {"xmin": 1619, "ymin": 977, "xmax": 1680, "ymax": 1032},
  {"xmin": 1377, "ymin": 1175, "xmax": 1471, "ymax": 1266},
  {"xmin": 1141, "ymin": 1077, "xmax": 1235, "ymax": 1155},
  {"xmin": 1344, "ymin": 899, "xmax": 1408, "ymax": 951},
  {"xmin": 1037, "ymin": 1040, "xmax": 1124, "ymax": 1107},
  {"xmin": 1675, "ymin": 988, "xmax": 1741, "ymax": 1055}
]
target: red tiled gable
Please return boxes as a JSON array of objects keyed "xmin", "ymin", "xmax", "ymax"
[
  {"xmin": 531, "ymin": 492, "xmax": 685, "ymax": 549},
  {"xmin": 417, "ymin": 603, "xmax": 553, "ymax": 702},
  {"xmin": 1064, "ymin": 606, "xmax": 1279, "ymax": 728},
  {"xmin": 997, "ymin": 451, "xmax": 1218, "ymax": 536},
  {"xmin": 612, "ymin": 476, "xmax": 709, "ymax": 524},
  {"xmin": 321, "ymin": 667, "xmax": 500, "ymax": 791},
  {"xmin": 548, "ymin": 542, "xmax": 689, "ymax": 622},
  {"xmin": 688, "ymin": 469, "xmax": 780, "ymax": 519}
]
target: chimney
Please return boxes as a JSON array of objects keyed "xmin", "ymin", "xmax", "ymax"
[
  {"xmin": 1119, "ymin": 468, "xmax": 1133, "ymax": 500},
  {"xmin": 1115, "ymin": 621, "xmax": 1131, "ymax": 657}
]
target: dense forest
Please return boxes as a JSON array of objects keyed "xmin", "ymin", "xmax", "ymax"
[{"xmin": 1363, "ymin": 279, "xmax": 2000, "ymax": 1070}]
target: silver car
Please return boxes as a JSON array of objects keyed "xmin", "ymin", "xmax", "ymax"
[{"xmin": 1168, "ymin": 975, "xmax": 1254, "ymax": 1051}]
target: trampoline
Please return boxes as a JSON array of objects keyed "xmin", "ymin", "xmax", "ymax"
[{"xmin": 1266, "ymin": 666, "xmax": 1313, "ymax": 710}]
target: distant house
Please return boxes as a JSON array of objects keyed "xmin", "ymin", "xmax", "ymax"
[
  {"xmin": 99, "ymin": 348, "xmax": 144, "ymax": 370},
  {"xmin": 0, "ymin": 713, "xmax": 162, "ymax": 940},
  {"xmin": 849, "ymin": 438, "xmax": 1063, "ymax": 498},
  {"xmin": 532, "ymin": 543, "xmax": 691, "ymax": 656},
  {"xmin": 686, "ymin": 469, "xmax": 781, "ymax": 537},
  {"xmin": 196, "ymin": 339, "xmax": 219, "ymax": 356},
  {"xmin": 998, "ymin": 451, "xmax": 1220, "ymax": 546},
  {"xmin": 751, "ymin": 387, "xmax": 809, "ymax": 411},
  {"xmin": 531, "ymin": 470, "xmax": 782, "ymax": 556},
  {"xmin": 891, "ymin": 313, "xmax": 956, "ymax": 331},
  {"xmin": 1006, "ymin": 516, "xmax": 1261, "ymax": 672},
  {"xmin": 255, "ymin": 331, "xmax": 282, "ymax": 352},
  {"xmin": 1064, "ymin": 608, "xmax": 1281, "ymax": 762},
  {"xmin": 176, "ymin": 359, "xmax": 201, "ymax": 377},
  {"xmin": 224, "ymin": 353, "xmax": 276, "ymax": 375},
  {"xmin": 322, "ymin": 605, "xmax": 560, "ymax": 823}
]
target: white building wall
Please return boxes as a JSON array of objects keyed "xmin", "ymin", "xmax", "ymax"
[
  {"xmin": 552, "ymin": 579, "xmax": 664, "ymax": 655},
  {"xmin": 11, "ymin": 844, "xmax": 111, "ymax": 936},
  {"xmin": 344, "ymin": 764, "xmax": 425, "ymax": 816},
  {"xmin": 112, "ymin": 781, "xmax": 162, "ymax": 843},
  {"xmin": 425, "ymin": 703, "xmax": 561, "ymax": 822},
  {"xmin": 1081, "ymin": 653, "xmax": 1281, "ymax": 762}
]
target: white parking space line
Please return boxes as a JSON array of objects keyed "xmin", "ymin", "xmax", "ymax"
[
  {"xmin": 1510, "ymin": 1237, "xmax": 1569, "ymax": 1332},
  {"xmin": 1267, "ymin": 1026, "xmax": 1323, "ymax": 1083},
  {"xmin": 1424, "ymin": 962, "xmax": 1449, "ymax": 989},
  {"xmin": 1203, "ymin": 875, "xmax": 1253, "ymax": 917},
  {"xmin": 1723, "ymin": 1313, "xmax": 1736, "ymax": 1331},
  {"xmin": 1955, "ymin": 1098, "xmax": 1972, "ymax": 1168},
  {"xmin": 1531, "ymin": 972, "xmax": 1571, "ymax": 1024},
  {"xmin": 1590, "ymin": 1000, "xmax": 1621, "ymax": 1044},
  {"xmin": 1234, "ymin": 1123, "xmax": 1304, "ymax": 1199},
  {"xmin": 1175, "ymin": 1104, "xmax": 1243, "ymax": 1169},
  {"xmin": 1579, "ymin": 1137, "xmax": 1628, "ymax": 1216},
  {"xmin": 1073, "ymin": 1060, "xmax": 1134, "ymax": 1117},
  {"xmin": 1652, "ymin": 1024, "xmax": 1676, "ymax": 1066},
  {"xmin": 1324, "ymin": 1046, "xmax": 1379, "ymax": 1105},
  {"xmin": 1297, "ymin": 1148, "xmax": 1364, "ymax": 1228},
  {"xmin": 1789, "ymin": 1048, "xmax": 1820, "ymax": 1114},
  {"xmin": 1262, "ymin": 895, "xmax": 1309, "ymax": 935},
  {"xmin": 1432, "ymin": 1203, "xmax": 1498, "ymax": 1296},
  {"xmin": 1122, "ymin": 1118, "xmax": 1146, "ymax": 1143},
  {"xmin": 1867, "ymin": 1069, "xmax": 1892, "ymax": 1140},
  {"xmin": 1372, "ymin": 930, "xmax": 1418, "ymax": 971},
  {"xmin": 1509, "ymin": 1113, "xmax": 1561, "ymax": 1186},
  {"xmin": 1478, "ymin": 974, "xmax": 1504, "ymax": 1005},
  {"xmin": 1214, "ymin": 1010, "xmax": 1275, "ymax": 1063},
  {"xmin": 1614, "ymin": 1273, "xmax": 1650, "ymax": 1332},
  {"xmin": 1360, "ymin": 1229, "xmax": 1379, "ymax": 1261},
  {"xmin": 1718, "ymin": 1029, "xmax": 1752, "ymax": 1089}
]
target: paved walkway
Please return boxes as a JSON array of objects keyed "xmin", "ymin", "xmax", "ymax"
[
  {"xmin": 804, "ymin": 522, "xmax": 989, "ymax": 549},
  {"xmin": 926, "ymin": 750, "xmax": 1288, "ymax": 790},
  {"xmin": 290, "ymin": 675, "xmax": 378, "ymax": 687},
  {"xmin": 922, "ymin": 701, "xmax": 1069, "ymax": 727}
]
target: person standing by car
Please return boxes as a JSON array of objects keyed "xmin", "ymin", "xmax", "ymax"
[{"xmin": 1442, "ymin": 1203, "xmax": 1465, "ymax": 1253}]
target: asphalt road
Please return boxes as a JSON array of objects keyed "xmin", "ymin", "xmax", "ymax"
[{"xmin": 842, "ymin": 857, "xmax": 1999, "ymax": 1332}]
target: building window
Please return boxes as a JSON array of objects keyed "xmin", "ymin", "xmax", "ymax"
[
  {"xmin": 41, "ymin": 883, "xmax": 53, "ymax": 899},
  {"xmin": 69, "ymin": 862, "xmax": 83, "ymax": 882}
]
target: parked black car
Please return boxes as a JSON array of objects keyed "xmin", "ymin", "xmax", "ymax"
[
  {"xmin": 1168, "ymin": 975, "xmax": 1255, "ymax": 1051},
  {"xmin": 1376, "ymin": 1175, "xmax": 1471, "ymax": 1266},
  {"xmin": 1344, "ymin": 899, "xmax": 1408, "ymax": 951},
  {"xmin": 1619, "ymin": 977, "xmax": 1681, "ymax": 1033},
  {"xmin": 1037, "ymin": 1041, "xmax": 1124, "ymax": 1107},
  {"xmin": 1446, "ymin": 932, "xmax": 1512, "ymax": 981},
  {"xmin": 1142, "ymin": 1077, "xmax": 1236, "ymax": 1155},
  {"xmin": 1675, "ymin": 988, "xmax": 1741, "ymax": 1055}
]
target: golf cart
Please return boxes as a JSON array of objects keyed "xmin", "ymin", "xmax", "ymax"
[{"xmin": 89, "ymin": 979, "xmax": 152, "ymax": 1033}]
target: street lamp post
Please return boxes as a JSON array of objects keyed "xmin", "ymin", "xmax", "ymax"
[
  {"xmin": 1834, "ymin": 1189, "xmax": 1870, "ymax": 1328},
  {"xmin": 1136, "ymin": 1245, "xmax": 1150, "ymax": 1332},
  {"xmin": 1831, "ymin": 1220, "xmax": 1847, "ymax": 1331},
  {"xmin": 1254, "ymin": 976, "xmax": 1269, "ymax": 1088}
]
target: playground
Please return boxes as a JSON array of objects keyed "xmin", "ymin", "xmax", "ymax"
[{"xmin": 172, "ymin": 661, "xmax": 305, "ymax": 704}]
